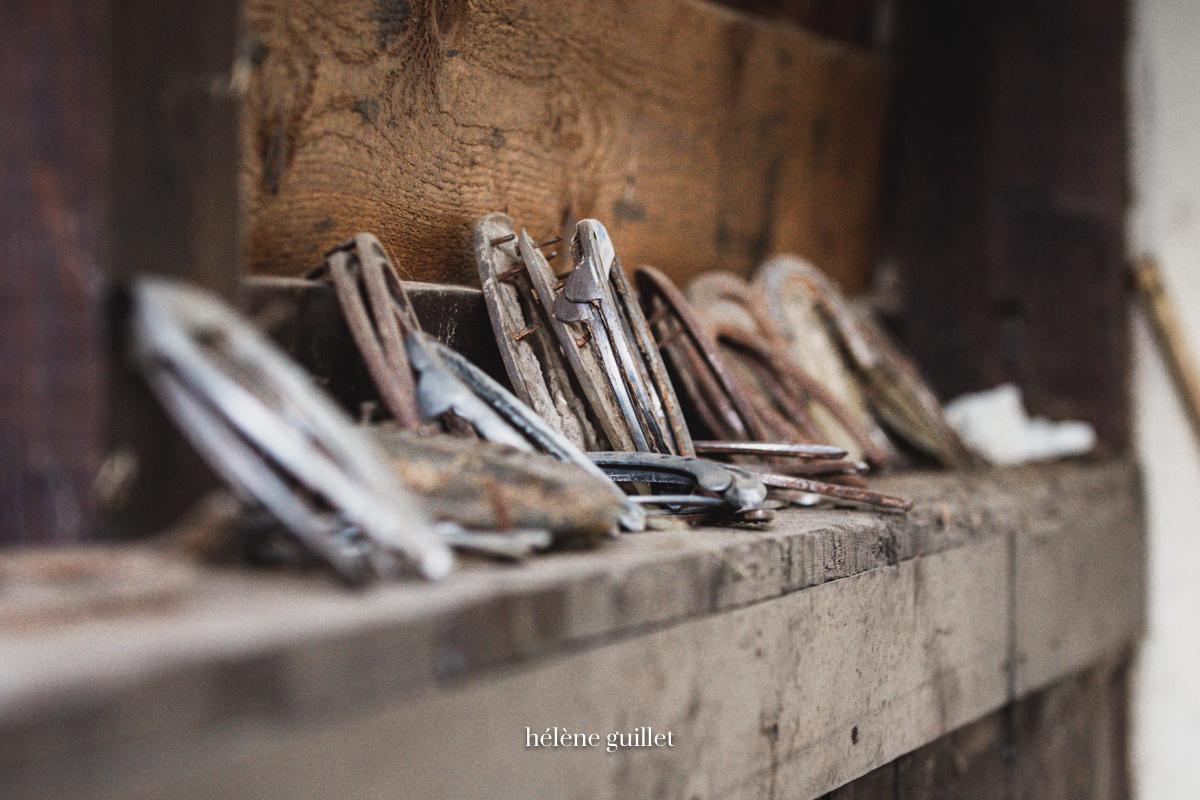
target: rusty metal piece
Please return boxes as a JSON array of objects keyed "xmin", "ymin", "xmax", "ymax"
[
  {"xmin": 755, "ymin": 256, "xmax": 975, "ymax": 468},
  {"xmin": 692, "ymin": 441, "xmax": 847, "ymax": 459},
  {"xmin": 635, "ymin": 265, "xmax": 764, "ymax": 441},
  {"xmin": 407, "ymin": 331, "xmax": 533, "ymax": 452},
  {"xmin": 324, "ymin": 233, "xmax": 422, "ymax": 429},
  {"xmin": 605, "ymin": 238, "xmax": 695, "ymax": 457},
  {"xmin": 554, "ymin": 220, "xmax": 670, "ymax": 453},
  {"xmin": 715, "ymin": 325, "xmax": 901, "ymax": 467},
  {"xmin": 556, "ymin": 263, "xmax": 651, "ymax": 450},
  {"xmin": 737, "ymin": 465, "xmax": 912, "ymax": 511},
  {"xmin": 497, "ymin": 263, "xmax": 528, "ymax": 280},
  {"xmin": 588, "ymin": 451, "xmax": 767, "ymax": 511},
  {"xmin": 483, "ymin": 218, "xmax": 688, "ymax": 457},
  {"xmin": 475, "ymin": 214, "xmax": 601, "ymax": 450},
  {"xmin": 687, "ymin": 271, "xmax": 778, "ymax": 339},
  {"xmin": 691, "ymin": 269, "xmax": 883, "ymax": 463},
  {"xmin": 731, "ymin": 346, "xmax": 825, "ymax": 442},
  {"xmin": 767, "ymin": 458, "xmax": 868, "ymax": 478},
  {"xmin": 630, "ymin": 494, "xmax": 727, "ymax": 507},
  {"xmin": 428, "ymin": 338, "xmax": 646, "ymax": 533},
  {"xmin": 733, "ymin": 507, "xmax": 775, "ymax": 523},
  {"xmin": 498, "ymin": 220, "xmax": 636, "ymax": 452},
  {"xmin": 130, "ymin": 276, "xmax": 452, "ymax": 582},
  {"xmin": 371, "ymin": 426, "xmax": 629, "ymax": 541}
]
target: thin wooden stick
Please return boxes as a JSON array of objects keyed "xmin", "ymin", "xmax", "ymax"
[{"xmin": 1132, "ymin": 256, "xmax": 1200, "ymax": 447}]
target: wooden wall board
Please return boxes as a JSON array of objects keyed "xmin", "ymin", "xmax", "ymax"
[
  {"xmin": 887, "ymin": 653, "xmax": 1130, "ymax": 800},
  {"xmin": 2, "ymin": 0, "xmax": 248, "ymax": 544},
  {"xmin": 1, "ymin": 0, "xmax": 107, "ymax": 545},
  {"xmin": 3, "ymin": 541, "xmax": 1011, "ymax": 800},
  {"xmin": 98, "ymin": 0, "xmax": 246, "ymax": 540},
  {"xmin": 0, "ymin": 460, "xmax": 1143, "ymax": 800},
  {"xmin": 244, "ymin": 276, "xmax": 508, "ymax": 416},
  {"xmin": 241, "ymin": 0, "xmax": 891, "ymax": 292},
  {"xmin": 884, "ymin": 0, "xmax": 1130, "ymax": 449}
]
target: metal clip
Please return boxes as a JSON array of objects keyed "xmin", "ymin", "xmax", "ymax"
[
  {"xmin": 425, "ymin": 337, "xmax": 647, "ymax": 533},
  {"xmin": 552, "ymin": 220, "xmax": 682, "ymax": 454},
  {"xmin": 587, "ymin": 451, "xmax": 768, "ymax": 511}
]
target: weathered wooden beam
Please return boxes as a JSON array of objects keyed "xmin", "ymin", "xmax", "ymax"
[
  {"xmin": 0, "ymin": 460, "xmax": 1143, "ymax": 800},
  {"xmin": 98, "ymin": 0, "xmax": 245, "ymax": 539},
  {"xmin": 890, "ymin": 654, "xmax": 1131, "ymax": 800},
  {"xmin": 241, "ymin": 0, "xmax": 891, "ymax": 293},
  {"xmin": 1, "ymin": 0, "xmax": 107, "ymax": 545}
]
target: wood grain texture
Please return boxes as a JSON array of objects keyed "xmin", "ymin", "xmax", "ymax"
[
  {"xmin": 891, "ymin": 654, "xmax": 1130, "ymax": 800},
  {"xmin": 2, "ymin": 541, "xmax": 1011, "ymax": 800},
  {"xmin": 241, "ymin": 0, "xmax": 891, "ymax": 292}
]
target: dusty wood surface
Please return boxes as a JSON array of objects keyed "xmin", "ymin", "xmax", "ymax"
[
  {"xmin": 0, "ymin": 460, "xmax": 1142, "ymax": 799},
  {"xmin": 241, "ymin": 0, "xmax": 891, "ymax": 292}
]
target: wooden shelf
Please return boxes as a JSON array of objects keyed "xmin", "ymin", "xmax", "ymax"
[{"xmin": 0, "ymin": 459, "xmax": 1143, "ymax": 799}]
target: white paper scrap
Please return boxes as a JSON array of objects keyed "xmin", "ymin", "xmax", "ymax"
[{"xmin": 944, "ymin": 383, "xmax": 1096, "ymax": 466}]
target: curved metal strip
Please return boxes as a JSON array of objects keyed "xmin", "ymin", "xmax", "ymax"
[{"xmin": 130, "ymin": 277, "xmax": 452, "ymax": 581}]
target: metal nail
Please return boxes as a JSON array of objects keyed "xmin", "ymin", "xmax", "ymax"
[{"xmin": 692, "ymin": 441, "xmax": 847, "ymax": 459}]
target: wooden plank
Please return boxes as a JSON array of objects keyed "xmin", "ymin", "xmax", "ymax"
[
  {"xmin": 98, "ymin": 0, "xmax": 246, "ymax": 539},
  {"xmin": 1009, "ymin": 654, "xmax": 1131, "ymax": 800},
  {"xmin": 1, "ymin": 0, "xmax": 107, "ymax": 544},
  {"xmin": 0, "ymin": 461, "xmax": 1143, "ymax": 800},
  {"xmin": 885, "ymin": 0, "xmax": 1130, "ymax": 448},
  {"xmin": 241, "ymin": 0, "xmax": 891, "ymax": 292},
  {"xmin": 890, "ymin": 653, "xmax": 1130, "ymax": 800},
  {"xmin": 1013, "ymin": 468, "xmax": 1146, "ymax": 695}
]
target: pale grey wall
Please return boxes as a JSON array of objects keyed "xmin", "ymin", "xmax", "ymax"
[{"xmin": 1129, "ymin": 1, "xmax": 1200, "ymax": 796}]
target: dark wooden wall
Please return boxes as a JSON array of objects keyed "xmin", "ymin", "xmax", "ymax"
[
  {"xmin": 98, "ymin": 0, "xmax": 242, "ymax": 539},
  {"xmin": 3, "ymin": 0, "xmax": 1134, "ymax": 546},
  {"xmin": 1, "ymin": 0, "xmax": 107, "ymax": 545},
  {"xmin": 884, "ymin": 0, "xmax": 1130, "ymax": 449},
  {"xmin": 1, "ymin": 0, "xmax": 244, "ymax": 544},
  {"xmin": 825, "ymin": 655, "xmax": 1132, "ymax": 800}
]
